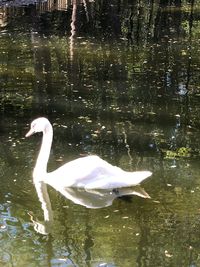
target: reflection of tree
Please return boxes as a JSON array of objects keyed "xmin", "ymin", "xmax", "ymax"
[
  {"xmin": 1, "ymin": 1, "xmax": 200, "ymax": 157},
  {"xmin": 69, "ymin": 0, "xmax": 77, "ymax": 61},
  {"xmin": 0, "ymin": 7, "xmax": 8, "ymax": 27},
  {"xmin": 154, "ymin": 0, "xmax": 182, "ymax": 41},
  {"xmin": 185, "ymin": 0, "xmax": 195, "ymax": 92}
]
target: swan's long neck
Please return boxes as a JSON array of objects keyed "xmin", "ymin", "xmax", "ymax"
[{"xmin": 34, "ymin": 123, "xmax": 53, "ymax": 178}]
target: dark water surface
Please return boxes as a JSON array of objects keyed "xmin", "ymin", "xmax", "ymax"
[{"xmin": 0, "ymin": 1, "xmax": 200, "ymax": 266}]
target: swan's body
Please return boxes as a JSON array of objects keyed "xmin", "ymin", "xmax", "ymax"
[{"xmin": 26, "ymin": 117, "xmax": 152, "ymax": 190}]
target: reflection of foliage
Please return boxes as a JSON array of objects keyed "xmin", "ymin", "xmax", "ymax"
[
  {"xmin": 163, "ymin": 147, "xmax": 192, "ymax": 159},
  {"xmin": 0, "ymin": 2, "xmax": 200, "ymax": 172}
]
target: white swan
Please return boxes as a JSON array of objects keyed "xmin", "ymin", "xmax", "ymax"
[{"xmin": 26, "ymin": 117, "xmax": 152, "ymax": 189}]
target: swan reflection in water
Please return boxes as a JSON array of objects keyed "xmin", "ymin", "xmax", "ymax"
[{"xmin": 30, "ymin": 180, "xmax": 150, "ymax": 235}]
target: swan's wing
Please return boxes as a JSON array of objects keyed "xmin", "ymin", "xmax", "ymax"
[
  {"xmin": 84, "ymin": 171, "xmax": 152, "ymax": 189},
  {"xmin": 47, "ymin": 155, "xmax": 152, "ymax": 190},
  {"xmin": 84, "ymin": 179, "xmax": 133, "ymax": 190},
  {"xmin": 84, "ymin": 179, "xmax": 114, "ymax": 190}
]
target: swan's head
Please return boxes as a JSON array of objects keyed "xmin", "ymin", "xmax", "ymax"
[{"xmin": 26, "ymin": 117, "xmax": 51, "ymax": 137}]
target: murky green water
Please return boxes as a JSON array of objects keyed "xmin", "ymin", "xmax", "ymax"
[{"xmin": 1, "ymin": 1, "xmax": 200, "ymax": 266}]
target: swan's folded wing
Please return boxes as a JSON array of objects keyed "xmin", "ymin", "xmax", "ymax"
[
  {"xmin": 84, "ymin": 179, "xmax": 113, "ymax": 190},
  {"xmin": 84, "ymin": 171, "xmax": 152, "ymax": 190}
]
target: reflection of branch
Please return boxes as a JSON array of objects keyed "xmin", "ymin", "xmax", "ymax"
[
  {"xmin": 0, "ymin": 8, "xmax": 8, "ymax": 27},
  {"xmin": 83, "ymin": 0, "xmax": 89, "ymax": 22},
  {"xmin": 70, "ymin": 0, "xmax": 77, "ymax": 61},
  {"xmin": 122, "ymin": 128, "xmax": 133, "ymax": 166},
  {"xmin": 185, "ymin": 0, "xmax": 194, "ymax": 92}
]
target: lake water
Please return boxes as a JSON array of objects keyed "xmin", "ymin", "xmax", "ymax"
[{"xmin": 0, "ymin": 1, "xmax": 200, "ymax": 266}]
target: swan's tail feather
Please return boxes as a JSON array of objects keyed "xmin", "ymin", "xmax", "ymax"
[
  {"xmin": 131, "ymin": 171, "xmax": 152, "ymax": 184},
  {"xmin": 119, "ymin": 170, "xmax": 152, "ymax": 187}
]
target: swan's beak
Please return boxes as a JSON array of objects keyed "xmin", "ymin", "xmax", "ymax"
[{"xmin": 25, "ymin": 128, "xmax": 35, "ymax": 137}]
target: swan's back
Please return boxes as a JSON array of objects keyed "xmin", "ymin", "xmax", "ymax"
[{"xmin": 46, "ymin": 155, "xmax": 152, "ymax": 190}]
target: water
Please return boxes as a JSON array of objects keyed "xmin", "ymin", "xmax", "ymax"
[{"xmin": 0, "ymin": 1, "xmax": 200, "ymax": 266}]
